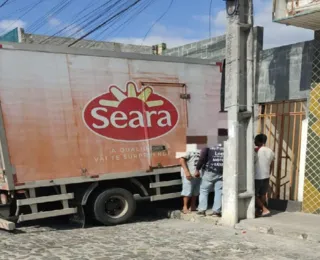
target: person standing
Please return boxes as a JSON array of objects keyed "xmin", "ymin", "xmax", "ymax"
[
  {"xmin": 254, "ymin": 133, "xmax": 275, "ymax": 217},
  {"xmin": 196, "ymin": 144, "xmax": 224, "ymax": 217},
  {"xmin": 179, "ymin": 149, "xmax": 201, "ymax": 214}
]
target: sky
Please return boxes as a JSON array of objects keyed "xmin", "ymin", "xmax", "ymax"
[{"xmin": 0, "ymin": 0, "xmax": 314, "ymax": 50}]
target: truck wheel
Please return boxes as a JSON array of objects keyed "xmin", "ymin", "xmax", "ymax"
[{"xmin": 93, "ymin": 188, "xmax": 136, "ymax": 225}]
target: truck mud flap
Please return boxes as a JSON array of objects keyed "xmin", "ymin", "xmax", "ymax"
[{"xmin": 68, "ymin": 205, "xmax": 86, "ymax": 228}]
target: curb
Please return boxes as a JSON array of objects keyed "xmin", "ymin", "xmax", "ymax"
[
  {"xmin": 234, "ymin": 223, "xmax": 320, "ymax": 243},
  {"xmin": 154, "ymin": 209, "xmax": 221, "ymax": 225},
  {"xmin": 154, "ymin": 208, "xmax": 320, "ymax": 243}
]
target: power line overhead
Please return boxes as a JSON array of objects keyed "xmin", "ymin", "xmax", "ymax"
[{"xmin": 0, "ymin": 0, "xmax": 10, "ymax": 8}]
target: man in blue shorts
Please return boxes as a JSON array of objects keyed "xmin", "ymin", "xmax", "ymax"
[{"xmin": 179, "ymin": 149, "xmax": 201, "ymax": 214}]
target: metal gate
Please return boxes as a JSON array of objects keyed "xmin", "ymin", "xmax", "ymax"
[{"xmin": 257, "ymin": 100, "xmax": 306, "ymax": 201}]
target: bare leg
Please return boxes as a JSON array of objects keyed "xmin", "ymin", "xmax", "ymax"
[
  {"xmin": 189, "ymin": 196, "xmax": 197, "ymax": 211},
  {"xmin": 261, "ymin": 194, "xmax": 268, "ymax": 206},
  {"xmin": 182, "ymin": 197, "xmax": 190, "ymax": 213},
  {"xmin": 255, "ymin": 196, "xmax": 270, "ymax": 215}
]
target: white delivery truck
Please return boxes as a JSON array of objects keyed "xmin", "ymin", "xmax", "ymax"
[{"xmin": 0, "ymin": 42, "xmax": 227, "ymax": 230}]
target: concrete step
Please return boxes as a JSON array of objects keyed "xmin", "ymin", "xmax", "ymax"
[
  {"xmin": 155, "ymin": 209, "xmax": 221, "ymax": 225},
  {"xmin": 235, "ymin": 211, "xmax": 320, "ymax": 243},
  {"xmin": 154, "ymin": 208, "xmax": 320, "ymax": 243}
]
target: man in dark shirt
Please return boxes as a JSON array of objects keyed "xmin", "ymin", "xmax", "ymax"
[{"xmin": 195, "ymin": 144, "xmax": 224, "ymax": 217}]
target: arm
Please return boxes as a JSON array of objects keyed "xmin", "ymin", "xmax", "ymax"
[
  {"xmin": 179, "ymin": 157, "xmax": 192, "ymax": 180},
  {"xmin": 269, "ymin": 151, "xmax": 275, "ymax": 176},
  {"xmin": 270, "ymin": 160, "xmax": 275, "ymax": 176},
  {"xmin": 196, "ymin": 148, "xmax": 208, "ymax": 171}
]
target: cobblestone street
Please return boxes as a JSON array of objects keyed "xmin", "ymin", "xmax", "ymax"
[{"xmin": 0, "ymin": 216, "xmax": 319, "ymax": 260}]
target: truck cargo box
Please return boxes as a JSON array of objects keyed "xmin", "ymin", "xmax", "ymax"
[{"xmin": 0, "ymin": 43, "xmax": 227, "ymax": 190}]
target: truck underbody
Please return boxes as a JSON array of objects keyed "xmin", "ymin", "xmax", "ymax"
[{"xmin": 0, "ymin": 167, "xmax": 182, "ymax": 231}]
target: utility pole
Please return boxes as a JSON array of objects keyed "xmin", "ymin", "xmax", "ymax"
[{"xmin": 222, "ymin": 0, "xmax": 255, "ymax": 226}]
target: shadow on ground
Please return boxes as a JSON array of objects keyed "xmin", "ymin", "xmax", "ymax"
[
  {"xmin": 7, "ymin": 193, "xmax": 222, "ymax": 234},
  {"xmin": 8, "ymin": 198, "xmax": 183, "ymax": 234}
]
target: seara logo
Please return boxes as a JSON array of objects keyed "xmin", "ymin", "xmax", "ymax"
[{"xmin": 83, "ymin": 82, "xmax": 179, "ymax": 141}]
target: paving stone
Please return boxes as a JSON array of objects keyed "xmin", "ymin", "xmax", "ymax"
[{"xmin": 0, "ymin": 218, "xmax": 319, "ymax": 259}]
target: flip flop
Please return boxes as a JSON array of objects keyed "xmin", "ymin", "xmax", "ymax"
[{"xmin": 261, "ymin": 212, "xmax": 271, "ymax": 217}]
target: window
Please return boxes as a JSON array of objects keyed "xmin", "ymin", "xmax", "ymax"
[{"xmin": 218, "ymin": 128, "xmax": 228, "ymax": 137}]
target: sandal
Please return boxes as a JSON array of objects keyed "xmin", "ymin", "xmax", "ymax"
[{"xmin": 261, "ymin": 211, "xmax": 271, "ymax": 217}]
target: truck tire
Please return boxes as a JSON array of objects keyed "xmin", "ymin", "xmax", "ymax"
[{"xmin": 93, "ymin": 188, "xmax": 136, "ymax": 225}]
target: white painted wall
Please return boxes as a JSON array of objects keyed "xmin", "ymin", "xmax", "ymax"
[{"xmin": 298, "ymin": 118, "xmax": 308, "ymax": 202}]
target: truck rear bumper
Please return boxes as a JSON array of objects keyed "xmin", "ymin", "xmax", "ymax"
[{"xmin": 0, "ymin": 217, "xmax": 15, "ymax": 231}]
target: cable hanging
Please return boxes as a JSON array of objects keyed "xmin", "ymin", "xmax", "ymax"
[
  {"xmin": 141, "ymin": 0, "xmax": 174, "ymax": 46},
  {"xmin": 68, "ymin": 0, "xmax": 143, "ymax": 47},
  {"xmin": 0, "ymin": 0, "xmax": 10, "ymax": 8}
]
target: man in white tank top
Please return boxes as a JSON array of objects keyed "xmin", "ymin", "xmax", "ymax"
[{"xmin": 254, "ymin": 134, "xmax": 275, "ymax": 217}]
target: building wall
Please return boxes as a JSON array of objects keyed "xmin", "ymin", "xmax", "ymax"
[
  {"xmin": 164, "ymin": 35, "xmax": 226, "ymax": 61},
  {"xmin": 1, "ymin": 27, "xmax": 314, "ymax": 102},
  {"xmin": 0, "ymin": 28, "xmax": 21, "ymax": 43},
  {"xmin": 257, "ymin": 41, "xmax": 313, "ymax": 103},
  {"xmin": 165, "ymin": 27, "xmax": 320, "ymax": 211},
  {"xmin": 0, "ymin": 28, "xmax": 153, "ymax": 54},
  {"xmin": 22, "ymin": 32, "xmax": 153, "ymax": 54},
  {"xmin": 164, "ymin": 31, "xmax": 313, "ymax": 103}
]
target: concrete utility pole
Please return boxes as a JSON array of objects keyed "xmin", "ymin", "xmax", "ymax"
[{"xmin": 222, "ymin": 0, "xmax": 255, "ymax": 226}]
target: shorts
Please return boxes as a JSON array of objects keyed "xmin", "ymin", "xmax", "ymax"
[
  {"xmin": 181, "ymin": 175, "xmax": 201, "ymax": 197},
  {"xmin": 255, "ymin": 178, "xmax": 269, "ymax": 197}
]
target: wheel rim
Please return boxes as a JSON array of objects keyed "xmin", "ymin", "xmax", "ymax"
[{"xmin": 105, "ymin": 195, "xmax": 129, "ymax": 219}]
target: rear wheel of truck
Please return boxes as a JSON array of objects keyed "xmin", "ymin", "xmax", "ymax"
[{"xmin": 93, "ymin": 188, "xmax": 136, "ymax": 225}]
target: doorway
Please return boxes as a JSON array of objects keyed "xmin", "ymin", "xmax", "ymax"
[{"xmin": 257, "ymin": 100, "xmax": 306, "ymax": 200}]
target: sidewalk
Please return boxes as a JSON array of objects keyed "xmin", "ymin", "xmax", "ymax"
[
  {"xmin": 236, "ymin": 211, "xmax": 320, "ymax": 242},
  {"xmin": 158, "ymin": 209, "xmax": 320, "ymax": 242}
]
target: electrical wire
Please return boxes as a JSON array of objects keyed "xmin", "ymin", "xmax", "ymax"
[
  {"xmin": 0, "ymin": 0, "xmax": 10, "ymax": 8},
  {"xmin": 27, "ymin": 0, "xmax": 75, "ymax": 33},
  {"xmin": 4, "ymin": 0, "xmax": 18, "ymax": 5},
  {"xmin": 65, "ymin": 0, "xmax": 122, "ymax": 39},
  {"xmin": 48, "ymin": 0, "xmax": 128, "ymax": 45},
  {"xmin": 57, "ymin": 0, "xmax": 126, "ymax": 46},
  {"xmin": 141, "ymin": 0, "xmax": 174, "ymax": 46},
  {"xmin": 38, "ymin": 0, "xmax": 111, "ymax": 43},
  {"xmin": 1, "ymin": 1, "xmax": 41, "ymax": 20},
  {"xmin": 0, "ymin": 0, "xmax": 46, "ymax": 35},
  {"xmin": 68, "ymin": 0, "xmax": 143, "ymax": 47},
  {"xmin": 94, "ymin": 0, "xmax": 155, "ymax": 42},
  {"xmin": 7, "ymin": 0, "xmax": 168, "ymax": 48},
  {"xmin": 34, "ymin": 0, "xmax": 157, "ymax": 47}
]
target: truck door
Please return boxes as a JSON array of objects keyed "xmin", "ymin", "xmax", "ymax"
[{"xmin": 140, "ymin": 82, "xmax": 188, "ymax": 169}]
